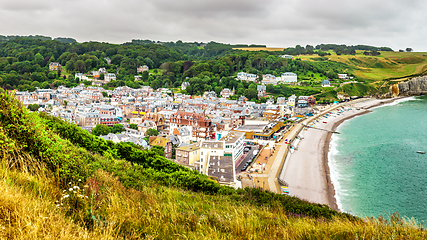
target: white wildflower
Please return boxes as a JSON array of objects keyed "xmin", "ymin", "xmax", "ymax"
[
  {"xmin": 78, "ymin": 179, "xmax": 82, "ymax": 182},
  {"xmin": 68, "ymin": 182, "xmax": 71, "ymax": 185},
  {"xmin": 63, "ymin": 195, "xmax": 69, "ymax": 198},
  {"xmin": 63, "ymin": 190, "xmax": 66, "ymax": 192},
  {"xmin": 73, "ymin": 186, "xmax": 80, "ymax": 190},
  {"xmin": 69, "ymin": 188, "xmax": 73, "ymax": 191}
]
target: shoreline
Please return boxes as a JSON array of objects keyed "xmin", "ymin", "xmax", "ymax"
[
  {"xmin": 322, "ymin": 109, "xmax": 371, "ymax": 211},
  {"xmin": 323, "ymin": 97, "xmax": 405, "ymax": 211},
  {"xmin": 280, "ymin": 97, "xmax": 406, "ymax": 212}
]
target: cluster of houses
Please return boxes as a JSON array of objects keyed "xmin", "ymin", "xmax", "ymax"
[
  {"xmin": 48, "ymin": 64, "xmax": 150, "ymax": 86},
  {"xmin": 18, "ymin": 64, "xmax": 336, "ymax": 188},
  {"xmin": 236, "ymin": 71, "xmax": 298, "ymax": 85},
  {"xmin": 262, "ymin": 72, "xmax": 298, "ymax": 85},
  {"xmin": 13, "ymin": 83, "xmax": 320, "ymax": 188}
]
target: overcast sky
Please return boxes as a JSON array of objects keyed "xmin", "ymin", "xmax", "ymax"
[{"xmin": 0, "ymin": 0, "xmax": 426, "ymax": 51}]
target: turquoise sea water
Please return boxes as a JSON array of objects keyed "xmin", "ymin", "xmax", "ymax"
[{"xmin": 329, "ymin": 96, "xmax": 427, "ymax": 222}]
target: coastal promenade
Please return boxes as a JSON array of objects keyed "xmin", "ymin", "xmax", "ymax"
[
  {"xmin": 250, "ymin": 124, "xmax": 303, "ymax": 193},
  {"xmin": 249, "ymin": 103, "xmax": 349, "ymax": 194}
]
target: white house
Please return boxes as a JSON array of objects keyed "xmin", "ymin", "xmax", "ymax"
[
  {"xmin": 137, "ymin": 65, "xmax": 149, "ymax": 73},
  {"xmin": 237, "ymin": 72, "xmax": 257, "ymax": 82},
  {"xmin": 338, "ymin": 74, "xmax": 348, "ymax": 79},
  {"xmin": 279, "ymin": 72, "xmax": 297, "ymax": 83},
  {"xmin": 197, "ymin": 141, "xmax": 225, "ymax": 174},
  {"xmin": 287, "ymin": 95, "xmax": 297, "ymax": 107},
  {"xmin": 262, "ymin": 74, "xmax": 277, "ymax": 85},
  {"xmin": 279, "ymin": 55, "xmax": 293, "ymax": 59},
  {"xmin": 321, "ymin": 79, "xmax": 331, "ymax": 87},
  {"xmin": 181, "ymin": 82, "xmax": 190, "ymax": 90},
  {"xmin": 220, "ymin": 88, "xmax": 234, "ymax": 98},
  {"xmin": 221, "ymin": 131, "xmax": 245, "ymax": 163},
  {"xmin": 104, "ymin": 73, "xmax": 116, "ymax": 82},
  {"xmin": 75, "ymin": 73, "xmax": 89, "ymax": 81}
]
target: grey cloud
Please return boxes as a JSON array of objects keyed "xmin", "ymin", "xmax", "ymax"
[{"xmin": 0, "ymin": 0, "xmax": 425, "ymax": 51}]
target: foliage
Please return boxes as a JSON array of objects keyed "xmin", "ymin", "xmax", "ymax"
[
  {"xmin": 27, "ymin": 103, "xmax": 39, "ymax": 111},
  {"xmin": 129, "ymin": 123, "xmax": 138, "ymax": 130},
  {"xmin": 151, "ymin": 145, "xmax": 165, "ymax": 157},
  {"xmin": 338, "ymin": 83, "xmax": 377, "ymax": 97},
  {"xmin": 92, "ymin": 124, "xmax": 111, "ymax": 136},
  {"xmin": 110, "ymin": 124, "xmax": 123, "ymax": 134},
  {"xmin": 146, "ymin": 128, "xmax": 159, "ymax": 137},
  {"xmin": 266, "ymin": 84, "xmax": 321, "ymax": 98}
]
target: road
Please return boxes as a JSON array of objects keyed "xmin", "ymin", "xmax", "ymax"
[{"xmin": 236, "ymin": 145, "xmax": 259, "ymax": 173}]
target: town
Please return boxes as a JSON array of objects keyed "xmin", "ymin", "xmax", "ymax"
[{"xmin": 13, "ymin": 63, "xmax": 343, "ymax": 192}]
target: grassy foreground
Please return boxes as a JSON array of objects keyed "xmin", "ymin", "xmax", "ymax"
[{"xmin": 0, "ymin": 90, "xmax": 426, "ymax": 239}]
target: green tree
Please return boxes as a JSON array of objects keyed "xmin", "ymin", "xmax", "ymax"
[
  {"xmin": 244, "ymin": 88, "xmax": 257, "ymax": 100},
  {"xmin": 41, "ymin": 82, "xmax": 51, "ymax": 89},
  {"xmin": 111, "ymin": 124, "xmax": 124, "ymax": 134},
  {"xmin": 146, "ymin": 128, "xmax": 159, "ymax": 137},
  {"xmin": 214, "ymin": 86, "xmax": 222, "ymax": 95},
  {"xmin": 142, "ymin": 71, "xmax": 149, "ymax": 81},
  {"xmin": 129, "ymin": 123, "xmax": 138, "ymax": 130},
  {"xmin": 27, "ymin": 103, "xmax": 39, "ymax": 111},
  {"xmin": 53, "ymin": 80, "xmax": 64, "ymax": 88},
  {"xmin": 48, "ymin": 71, "xmax": 57, "ymax": 79},
  {"xmin": 33, "ymin": 53, "xmax": 44, "ymax": 66},
  {"xmin": 74, "ymin": 60, "xmax": 85, "ymax": 73},
  {"xmin": 65, "ymin": 60, "xmax": 75, "ymax": 72},
  {"xmin": 248, "ymin": 83, "xmax": 257, "ymax": 90},
  {"xmin": 151, "ymin": 146, "xmax": 165, "ymax": 157},
  {"xmin": 101, "ymin": 91, "xmax": 109, "ymax": 97},
  {"xmin": 92, "ymin": 124, "xmax": 111, "ymax": 136}
]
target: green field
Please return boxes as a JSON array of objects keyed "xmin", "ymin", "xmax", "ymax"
[
  {"xmin": 296, "ymin": 51, "xmax": 427, "ymax": 82},
  {"xmin": 233, "ymin": 47, "xmax": 286, "ymax": 51}
]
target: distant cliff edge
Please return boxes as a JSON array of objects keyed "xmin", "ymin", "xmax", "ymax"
[{"xmin": 383, "ymin": 76, "xmax": 427, "ymax": 98}]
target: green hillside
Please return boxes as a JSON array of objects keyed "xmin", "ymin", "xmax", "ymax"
[
  {"xmin": 0, "ymin": 89, "xmax": 426, "ymax": 238},
  {"xmin": 0, "ymin": 38, "xmax": 426, "ymax": 102},
  {"xmin": 296, "ymin": 51, "xmax": 427, "ymax": 82}
]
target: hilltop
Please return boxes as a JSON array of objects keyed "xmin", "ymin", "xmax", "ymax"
[
  {"xmin": 0, "ymin": 84, "xmax": 426, "ymax": 238},
  {"xmin": 0, "ymin": 37, "xmax": 426, "ymax": 104}
]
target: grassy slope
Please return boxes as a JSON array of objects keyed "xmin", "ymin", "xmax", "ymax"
[
  {"xmin": 296, "ymin": 51, "xmax": 427, "ymax": 81},
  {"xmin": 0, "ymin": 91, "xmax": 426, "ymax": 239},
  {"xmin": 232, "ymin": 47, "xmax": 286, "ymax": 51}
]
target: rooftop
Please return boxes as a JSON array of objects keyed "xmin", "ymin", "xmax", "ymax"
[
  {"xmin": 207, "ymin": 155, "xmax": 234, "ymax": 183},
  {"xmin": 219, "ymin": 131, "xmax": 245, "ymax": 144},
  {"xmin": 201, "ymin": 141, "xmax": 224, "ymax": 149},
  {"xmin": 176, "ymin": 144, "xmax": 200, "ymax": 152}
]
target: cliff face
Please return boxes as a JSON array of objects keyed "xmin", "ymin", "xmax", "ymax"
[{"xmin": 384, "ymin": 76, "xmax": 427, "ymax": 97}]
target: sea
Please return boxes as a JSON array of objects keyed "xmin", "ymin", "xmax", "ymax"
[{"xmin": 329, "ymin": 96, "xmax": 427, "ymax": 223}]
